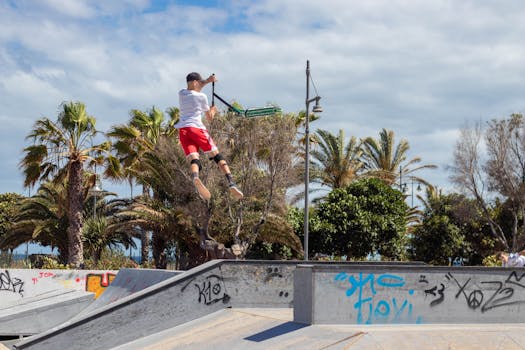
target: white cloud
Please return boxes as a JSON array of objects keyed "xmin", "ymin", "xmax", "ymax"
[
  {"xmin": 40, "ymin": 0, "xmax": 96, "ymax": 18},
  {"xmin": 2, "ymin": 0, "xmax": 525, "ymax": 196}
]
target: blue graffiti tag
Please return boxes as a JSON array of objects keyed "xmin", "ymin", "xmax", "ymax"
[{"xmin": 334, "ymin": 272, "xmax": 422, "ymax": 324}]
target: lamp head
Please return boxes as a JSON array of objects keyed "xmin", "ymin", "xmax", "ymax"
[
  {"xmin": 312, "ymin": 96, "xmax": 323, "ymax": 113},
  {"xmin": 89, "ymin": 178, "xmax": 103, "ymax": 195}
]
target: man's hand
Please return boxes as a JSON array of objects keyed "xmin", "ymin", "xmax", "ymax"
[
  {"xmin": 206, "ymin": 74, "xmax": 218, "ymax": 84},
  {"xmin": 206, "ymin": 105, "xmax": 217, "ymax": 121}
]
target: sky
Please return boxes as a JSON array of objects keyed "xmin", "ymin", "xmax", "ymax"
[{"xmin": 2, "ymin": 0, "xmax": 525, "ymax": 202}]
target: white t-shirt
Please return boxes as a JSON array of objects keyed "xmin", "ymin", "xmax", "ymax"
[
  {"xmin": 175, "ymin": 89, "xmax": 210, "ymax": 129},
  {"xmin": 504, "ymin": 253, "xmax": 525, "ymax": 267}
]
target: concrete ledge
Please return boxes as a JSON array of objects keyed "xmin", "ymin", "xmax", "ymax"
[{"xmin": 293, "ymin": 264, "xmax": 525, "ymax": 325}]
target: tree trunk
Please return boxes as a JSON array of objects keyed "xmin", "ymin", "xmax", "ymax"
[
  {"xmin": 141, "ymin": 231, "xmax": 150, "ymax": 264},
  {"xmin": 141, "ymin": 185, "xmax": 150, "ymax": 264},
  {"xmin": 67, "ymin": 160, "xmax": 84, "ymax": 268},
  {"xmin": 152, "ymin": 233, "xmax": 167, "ymax": 269},
  {"xmin": 94, "ymin": 248, "xmax": 102, "ymax": 264}
]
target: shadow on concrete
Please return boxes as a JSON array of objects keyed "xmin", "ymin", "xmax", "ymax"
[{"xmin": 244, "ymin": 322, "xmax": 309, "ymax": 342}]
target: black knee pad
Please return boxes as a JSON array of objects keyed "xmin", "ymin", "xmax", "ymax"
[
  {"xmin": 209, "ymin": 153, "xmax": 225, "ymax": 164},
  {"xmin": 190, "ymin": 158, "xmax": 202, "ymax": 171}
]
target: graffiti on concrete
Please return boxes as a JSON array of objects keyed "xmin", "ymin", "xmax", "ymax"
[
  {"xmin": 334, "ymin": 270, "xmax": 525, "ymax": 324},
  {"xmin": 334, "ymin": 272, "xmax": 420, "ymax": 325},
  {"xmin": 0, "ymin": 269, "xmax": 25, "ymax": 296},
  {"xmin": 423, "ymin": 271, "xmax": 525, "ymax": 312},
  {"xmin": 279, "ymin": 291, "xmax": 289, "ymax": 298},
  {"xmin": 265, "ymin": 267, "xmax": 283, "ymax": 283},
  {"xmin": 194, "ymin": 274, "xmax": 230, "ymax": 305},
  {"xmin": 86, "ymin": 273, "xmax": 117, "ymax": 299}
]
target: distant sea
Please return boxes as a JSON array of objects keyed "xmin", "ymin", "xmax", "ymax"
[{"xmin": 9, "ymin": 253, "xmax": 142, "ymax": 264}]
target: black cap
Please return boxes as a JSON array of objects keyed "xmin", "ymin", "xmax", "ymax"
[{"xmin": 186, "ymin": 72, "xmax": 206, "ymax": 83}]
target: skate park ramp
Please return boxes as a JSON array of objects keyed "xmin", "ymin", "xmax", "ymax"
[
  {"xmin": 0, "ymin": 289, "xmax": 94, "ymax": 337},
  {"xmin": 109, "ymin": 308, "xmax": 525, "ymax": 350},
  {"xmin": 77, "ymin": 268, "xmax": 181, "ymax": 317},
  {"xmin": 13, "ymin": 260, "xmax": 297, "ymax": 350},
  {"xmin": 12, "ymin": 260, "xmax": 525, "ymax": 350}
]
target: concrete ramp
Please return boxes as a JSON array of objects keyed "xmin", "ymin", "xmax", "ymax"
[
  {"xmin": 13, "ymin": 260, "xmax": 295, "ymax": 350},
  {"xmin": 77, "ymin": 268, "xmax": 181, "ymax": 316},
  {"xmin": 0, "ymin": 289, "xmax": 94, "ymax": 336}
]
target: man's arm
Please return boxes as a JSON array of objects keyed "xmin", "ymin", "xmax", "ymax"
[
  {"xmin": 200, "ymin": 74, "xmax": 217, "ymax": 88},
  {"xmin": 206, "ymin": 105, "xmax": 217, "ymax": 121}
]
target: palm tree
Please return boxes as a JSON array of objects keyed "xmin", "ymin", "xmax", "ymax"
[
  {"xmin": 1, "ymin": 182, "xmax": 69, "ymax": 261},
  {"xmin": 82, "ymin": 197, "xmax": 137, "ymax": 264},
  {"xmin": 107, "ymin": 106, "xmax": 178, "ymax": 264},
  {"xmin": 109, "ymin": 196, "xmax": 192, "ymax": 269},
  {"xmin": 362, "ymin": 128, "xmax": 437, "ymax": 187},
  {"xmin": 19, "ymin": 102, "xmax": 109, "ymax": 267},
  {"xmin": 310, "ymin": 129, "xmax": 364, "ymax": 189}
]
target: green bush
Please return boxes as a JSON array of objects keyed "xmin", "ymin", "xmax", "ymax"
[
  {"xmin": 41, "ymin": 256, "xmax": 70, "ymax": 269},
  {"xmin": 482, "ymin": 254, "xmax": 502, "ymax": 267},
  {"xmin": 83, "ymin": 248, "xmax": 138, "ymax": 270}
]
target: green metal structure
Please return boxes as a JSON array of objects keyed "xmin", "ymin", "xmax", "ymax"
[{"xmin": 211, "ymin": 82, "xmax": 281, "ymax": 118}]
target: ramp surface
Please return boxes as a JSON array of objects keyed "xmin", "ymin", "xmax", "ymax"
[
  {"xmin": 78, "ymin": 268, "xmax": 181, "ymax": 316},
  {"xmin": 0, "ymin": 289, "xmax": 94, "ymax": 336},
  {"xmin": 110, "ymin": 308, "xmax": 525, "ymax": 350},
  {"xmin": 14, "ymin": 260, "xmax": 296, "ymax": 350}
]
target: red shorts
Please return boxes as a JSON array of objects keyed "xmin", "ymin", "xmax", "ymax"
[{"xmin": 178, "ymin": 127, "xmax": 217, "ymax": 157}]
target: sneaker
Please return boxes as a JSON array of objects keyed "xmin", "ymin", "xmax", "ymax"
[
  {"xmin": 193, "ymin": 177, "xmax": 211, "ymax": 201},
  {"xmin": 229, "ymin": 185, "xmax": 244, "ymax": 200}
]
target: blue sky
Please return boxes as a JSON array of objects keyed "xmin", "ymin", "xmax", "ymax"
[{"xmin": 2, "ymin": 0, "xmax": 525, "ymax": 203}]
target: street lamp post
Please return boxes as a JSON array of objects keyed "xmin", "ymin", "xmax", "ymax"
[
  {"xmin": 304, "ymin": 60, "xmax": 323, "ymax": 261},
  {"xmin": 88, "ymin": 175, "xmax": 103, "ymax": 219},
  {"xmin": 399, "ymin": 166, "xmax": 421, "ymax": 207}
]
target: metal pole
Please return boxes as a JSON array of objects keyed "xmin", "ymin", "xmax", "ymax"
[
  {"xmin": 411, "ymin": 179, "xmax": 414, "ymax": 207},
  {"xmin": 211, "ymin": 73, "xmax": 215, "ymax": 107},
  {"xmin": 304, "ymin": 60, "xmax": 310, "ymax": 261}
]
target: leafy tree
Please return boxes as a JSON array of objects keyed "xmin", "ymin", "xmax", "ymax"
[
  {"xmin": 311, "ymin": 178, "xmax": 409, "ymax": 260},
  {"xmin": 19, "ymin": 102, "xmax": 109, "ymax": 267},
  {"xmin": 411, "ymin": 192, "xmax": 496, "ymax": 265},
  {"xmin": 411, "ymin": 192, "xmax": 465, "ymax": 265},
  {"xmin": 0, "ymin": 193, "xmax": 24, "ymax": 252},
  {"xmin": 207, "ymin": 112, "xmax": 303, "ymax": 259},
  {"xmin": 450, "ymin": 114, "xmax": 525, "ymax": 252},
  {"xmin": 115, "ymin": 111, "xmax": 304, "ymax": 268}
]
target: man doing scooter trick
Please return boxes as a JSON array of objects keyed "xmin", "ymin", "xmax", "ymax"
[{"xmin": 174, "ymin": 72, "xmax": 243, "ymax": 201}]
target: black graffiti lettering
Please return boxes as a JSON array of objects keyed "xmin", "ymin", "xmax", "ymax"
[
  {"xmin": 419, "ymin": 275, "xmax": 429, "ymax": 284},
  {"xmin": 194, "ymin": 274, "xmax": 230, "ymax": 305},
  {"xmin": 480, "ymin": 281, "xmax": 517, "ymax": 312},
  {"xmin": 424, "ymin": 283, "xmax": 446, "ymax": 307},
  {"xmin": 452, "ymin": 276, "xmax": 471, "ymax": 300},
  {"xmin": 505, "ymin": 271, "xmax": 525, "ymax": 289},
  {"xmin": 424, "ymin": 286, "xmax": 437, "ymax": 296},
  {"xmin": 444, "ymin": 272, "xmax": 525, "ymax": 313},
  {"xmin": 431, "ymin": 284, "xmax": 445, "ymax": 307},
  {"xmin": 0, "ymin": 270, "xmax": 25, "ymax": 296}
]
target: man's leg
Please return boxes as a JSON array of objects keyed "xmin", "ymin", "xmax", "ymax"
[
  {"xmin": 208, "ymin": 150, "xmax": 243, "ymax": 200},
  {"xmin": 189, "ymin": 154, "xmax": 211, "ymax": 201}
]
